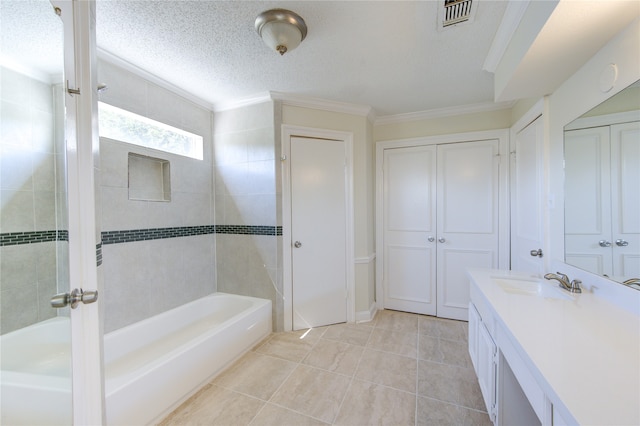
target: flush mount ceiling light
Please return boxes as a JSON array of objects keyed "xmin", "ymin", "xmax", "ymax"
[{"xmin": 255, "ymin": 9, "xmax": 307, "ymax": 56}]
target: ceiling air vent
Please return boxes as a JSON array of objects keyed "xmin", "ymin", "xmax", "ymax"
[{"xmin": 443, "ymin": 0, "xmax": 473, "ymax": 27}]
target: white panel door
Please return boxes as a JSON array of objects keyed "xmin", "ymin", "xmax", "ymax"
[
  {"xmin": 291, "ymin": 137, "xmax": 347, "ymax": 330},
  {"xmin": 564, "ymin": 126, "xmax": 612, "ymax": 275},
  {"xmin": 511, "ymin": 117, "xmax": 545, "ymax": 275},
  {"xmin": 383, "ymin": 146, "xmax": 437, "ymax": 315},
  {"xmin": 611, "ymin": 122, "xmax": 640, "ymax": 278},
  {"xmin": 437, "ymin": 141, "xmax": 500, "ymax": 320}
]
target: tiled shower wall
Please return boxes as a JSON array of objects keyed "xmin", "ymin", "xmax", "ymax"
[
  {"xmin": 213, "ymin": 101, "xmax": 283, "ymax": 331},
  {"xmin": 98, "ymin": 60, "xmax": 216, "ymax": 332},
  {"xmin": 0, "ymin": 67, "xmax": 67, "ymax": 334}
]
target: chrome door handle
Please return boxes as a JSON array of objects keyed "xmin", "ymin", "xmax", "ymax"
[
  {"xmin": 615, "ymin": 239, "xmax": 629, "ymax": 247},
  {"xmin": 294, "ymin": 241, "xmax": 302, "ymax": 248},
  {"xmin": 599, "ymin": 240, "xmax": 612, "ymax": 247},
  {"xmin": 427, "ymin": 236, "xmax": 435, "ymax": 242},
  {"xmin": 438, "ymin": 237, "xmax": 446, "ymax": 243},
  {"xmin": 51, "ymin": 288, "xmax": 99, "ymax": 309},
  {"xmin": 530, "ymin": 249, "xmax": 543, "ymax": 258}
]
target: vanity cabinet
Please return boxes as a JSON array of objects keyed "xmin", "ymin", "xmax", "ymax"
[
  {"xmin": 469, "ymin": 303, "xmax": 497, "ymax": 421},
  {"xmin": 468, "ymin": 268, "xmax": 640, "ymax": 425}
]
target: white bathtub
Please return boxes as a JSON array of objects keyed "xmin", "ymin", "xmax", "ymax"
[{"xmin": 0, "ymin": 293, "xmax": 272, "ymax": 426}]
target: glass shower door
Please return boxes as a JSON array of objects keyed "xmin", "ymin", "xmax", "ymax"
[
  {"xmin": 0, "ymin": 0, "xmax": 72, "ymax": 424},
  {"xmin": 1, "ymin": 0, "xmax": 103, "ymax": 424}
]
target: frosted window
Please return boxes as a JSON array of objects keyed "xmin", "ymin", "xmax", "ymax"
[{"xmin": 99, "ymin": 102, "xmax": 203, "ymax": 160}]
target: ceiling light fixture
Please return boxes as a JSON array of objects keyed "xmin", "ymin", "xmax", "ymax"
[{"xmin": 255, "ymin": 9, "xmax": 307, "ymax": 56}]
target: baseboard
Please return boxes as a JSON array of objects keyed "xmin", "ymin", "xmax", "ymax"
[{"xmin": 356, "ymin": 301, "xmax": 377, "ymax": 323}]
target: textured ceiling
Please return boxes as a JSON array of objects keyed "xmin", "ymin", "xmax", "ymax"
[
  {"xmin": 95, "ymin": 1, "xmax": 508, "ymax": 116},
  {"xmin": 1, "ymin": 0, "xmax": 509, "ymax": 116}
]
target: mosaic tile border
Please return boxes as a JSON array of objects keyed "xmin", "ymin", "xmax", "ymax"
[
  {"xmin": 101, "ymin": 225, "xmax": 282, "ymax": 245},
  {"xmin": 0, "ymin": 230, "xmax": 68, "ymax": 247},
  {"xmin": 1, "ymin": 225, "xmax": 282, "ymax": 250}
]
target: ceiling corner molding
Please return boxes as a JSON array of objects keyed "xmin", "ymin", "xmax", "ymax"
[
  {"xmin": 97, "ymin": 48, "xmax": 215, "ymax": 111},
  {"xmin": 483, "ymin": 0, "xmax": 530, "ymax": 73},
  {"xmin": 270, "ymin": 91, "xmax": 374, "ymax": 118},
  {"xmin": 212, "ymin": 92, "xmax": 274, "ymax": 112},
  {"xmin": 375, "ymin": 101, "xmax": 516, "ymax": 126}
]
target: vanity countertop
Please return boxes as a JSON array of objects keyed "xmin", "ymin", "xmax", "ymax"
[{"xmin": 468, "ymin": 268, "xmax": 640, "ymax": 425}]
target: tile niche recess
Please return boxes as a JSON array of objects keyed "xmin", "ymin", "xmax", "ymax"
[{"xmin": 128, "ymin": 153, "xmax": 171, "ymax": 202}]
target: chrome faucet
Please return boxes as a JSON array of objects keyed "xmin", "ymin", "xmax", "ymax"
[
  {"xmin": 544, "ymin": 272, "xmax": 582, "ymax": 293},
  {"xmin": 622, "ymin": 278, "xmax": 640, "ymax": 286}
]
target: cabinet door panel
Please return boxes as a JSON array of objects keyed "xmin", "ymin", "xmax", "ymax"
[
  {"xmin": 437, "ymin": 140, "xmax": 500, "ymax": 320},
  {"xmin": 477, "ymin": 321, "xmax": 496, "ymax": 418},
  {"xmin": 383, "ymin": 146, "xmax": 437, "ymax": 315},
  {"xmin": 564, "ymin": 127, "xmax": 612, "ymax": 276},
  {"xmin": 611, "ymin": 122, "xmax": 640, "ymax": 277}
]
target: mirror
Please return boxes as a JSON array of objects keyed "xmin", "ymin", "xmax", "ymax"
[{"xmin": 564, "ymin": 81, "xmax": 640, "ymax": 289}]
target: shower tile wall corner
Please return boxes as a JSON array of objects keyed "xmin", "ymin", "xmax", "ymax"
[{"xmin": 213, "ymin": 101, "xmax": 283, "ymax": 331}]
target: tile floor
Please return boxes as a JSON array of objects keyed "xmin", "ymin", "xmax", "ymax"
[{"xmin": 159, "ymin": 310, "xmax": 492, "ymax": 426}]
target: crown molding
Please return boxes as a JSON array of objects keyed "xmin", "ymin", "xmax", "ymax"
[
  {"xmin": 483, "ymin": 0, "xmax": 530, "ymax": 73},
  {"xmin": 97, "ymin": 48, "xmax": 215, "ymax": 111},
  {"xmin": 374, "ymin": 100, "xmax": 515, "ymax": 126},
  {"xmin": 270, "ymin": 91, "xmax": 375, "ymax": 121},
  {"xmin": 212, "ymin": 92, "xmax": 274, "ymax": 112}
]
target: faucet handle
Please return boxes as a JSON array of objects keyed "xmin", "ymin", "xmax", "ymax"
[
  {"xmin": 570, "ymin": 279, "xmax": 582, "ymax": 293},
  {"xmin": 556, "ymin": 272, "xmax": 569, "ymax": 282}
]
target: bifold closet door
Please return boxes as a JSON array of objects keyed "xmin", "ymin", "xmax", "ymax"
[
  {"xmin": 382, "ymin": 146, "xmax": 437, "ymax": 315},
  {"xmin": 436, "ymin": 140, "xmax": 500, "ymax": 321}
]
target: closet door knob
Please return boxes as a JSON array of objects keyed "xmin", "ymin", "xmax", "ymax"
[
  {"xmin": 615, "ymin": 239, "xmax": 629, "ymax": 247},
  {"xmin": 427, "ymin": 236, "xmax": 435, "ymax": 242},
  {"xmin": 438, "ymin": 237, "xmax": 446, "ymax": 243},
  {"xmin": 599, "ymin": 240, "xmax": 612, "ymax": 247}
]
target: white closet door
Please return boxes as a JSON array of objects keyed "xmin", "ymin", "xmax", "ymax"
[
  {"xmin": 564, "ymin": 127, "xmax": 612, "ymax": 276},
  {"xmin": 291, "ymin": 137, "xmax": 347, "ymax": 329},
  {"xmin": 383, "ymin": 146, "xmax": 437, "ymax": 315},
  {"xmin": 611, "ymin": 122, "xmax": 640, "ymax": 278},
  {"xmin": 511, "ymin": 117, "xmax": 545, "ymax": 275},
  {"xmin": 436, "ymin": 140, "xmax": 500, "ymax": 321}
]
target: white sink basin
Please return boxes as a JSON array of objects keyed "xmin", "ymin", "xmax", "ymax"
[{"xmin": 491, "ymin": 276, "xmax": 575, "ymax": 301}]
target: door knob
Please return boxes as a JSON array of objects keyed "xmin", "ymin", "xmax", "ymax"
[
  {"xmin": 615, "ymin": 239, "xmax": 629, "ymax": 247},
  {"xmin": 530, "ymin": 248, "xmax": 543, "ymax": 258},
  {"xmin": 427, "ymin": 236, "xmax": 435, "ymax": 242},
  {"xmin": 438, "ymin": 237, "xmax": 446, "ymax": 243},
  {"xmin": 51, "ymin": 288, "xmax": 98, "ymax": 309},
  {"xmin": 599, "ymin": 240, "xmax": 612, "ymax": 247},
  {"xmin": 294, "ymin": 241, "xmax": 302, "ymax": 248}
]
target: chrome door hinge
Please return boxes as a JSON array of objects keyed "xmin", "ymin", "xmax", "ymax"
[{"xmin": 66, "ymin": 80, "xmax": 80, "ymax": 96}]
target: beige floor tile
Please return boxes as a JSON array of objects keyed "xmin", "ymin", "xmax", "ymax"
[
  {"xmin": 355, "ymin": 349, "xmax": 417, "ymax": 393},
  {"xmin": 418, "ymin": 335, "xmax": 472, "ymax": 368},
  {"xmin": 417, "ymin": 360, "xmax": 485, "ymax": 411},
  {"xmin": 375, "ymin": 310, "xmax": 419, "ymax": 333},
  {"xmin": 322, "ymin": 323, "xmax": 373, "ymax": 346},
  {"xmin": 334, "ymin": 379, "xmax": 416, "ymax": 426},
  {"xmin": 214, "ymin": 351, "xmax": 297, "ymax": 400},
  {"xmin": 270, "ymin": 365, "xmax": 351, "ymax": 424},
  {"xmin": 367, "ymin": 327, "xmax": 418, "ymax": 358},
  {"xmin": 418, "ymin": 316, "xmax": 468, "ymax": 342},
  {"xmin": 249, "ymin": 403, "xmax": 329, "ymax": 426},
  {"xmin": 302, "ymin": 338, "xmax": 364, "ymax": 376},
  {"xmin": 255, "ymin": 329, "xmax": 320, "ymax": 362},
  {"xmin": 159, "ymin": 384, "xmax": 264, "ymax": 426},
  {"xmin": 416, "ymin": 396, "xmax": 491, "ymax": 426}
]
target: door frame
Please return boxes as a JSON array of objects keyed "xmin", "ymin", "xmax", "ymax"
[
  {"xmin": 52, "ymin": 0, "xmax": 104, "ymax": 423},
  {"xmin": 282, "ymin": 125, "xmax": 355, "ymax": 331},
  {"xmin": 375, "ymin": 129, "xmax": 510, "ymax": 312}
]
